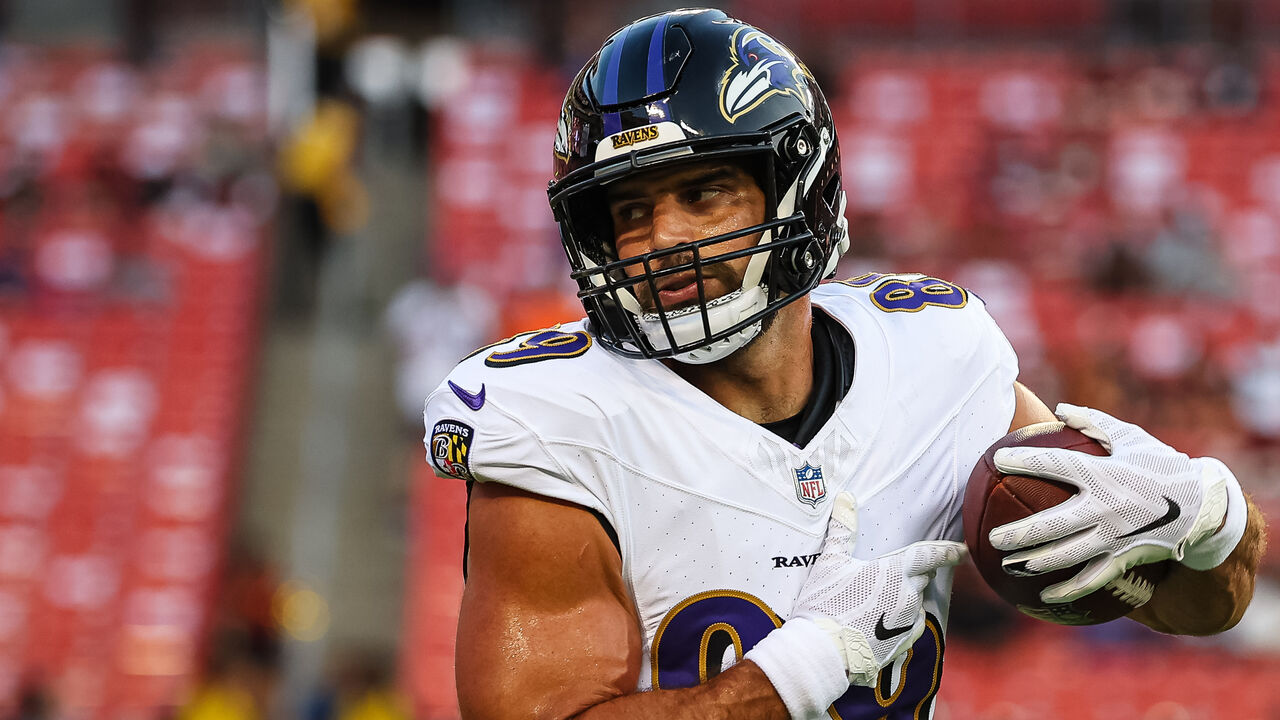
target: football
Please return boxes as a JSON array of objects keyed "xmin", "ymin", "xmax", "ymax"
[{"xmin": 962, "ymin": 421, "xmax": 1171, "ymax": 625}]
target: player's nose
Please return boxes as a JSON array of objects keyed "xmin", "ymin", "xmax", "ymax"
[{"xmin": 649, "ymin": 196, "xmax": 699, "ymax": 252}]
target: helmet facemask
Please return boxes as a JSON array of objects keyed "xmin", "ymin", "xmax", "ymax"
[{"xmin": 552, "ymin": 118, "xmax": 843, "ymax": 363}]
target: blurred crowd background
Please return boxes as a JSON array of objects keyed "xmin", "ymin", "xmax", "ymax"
[{"xmin": 0, "ymin": 0, "xmax": 1277, "ymax": 719}]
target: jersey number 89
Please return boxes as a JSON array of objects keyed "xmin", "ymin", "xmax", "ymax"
[
  {"xmin": 841, "ymin": 273, "xmax": 968, "ymax": 314},
  {"xmin": 650, "ymin": 590, "xmax": 944, "ymax": 719}
]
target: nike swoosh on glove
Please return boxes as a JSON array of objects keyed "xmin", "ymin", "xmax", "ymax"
[
  {"xmin": 988, "ymin": 403, "xmax": 1235, "ymax": 604},
  {"xmin": 745, "ymin": 492, "xmax": 966, "ymax": 719},
  {"xmin": 793, "ymin": 492, "xmax": 966, "ymax": 687}
]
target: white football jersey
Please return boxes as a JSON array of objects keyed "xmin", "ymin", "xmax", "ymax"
[{"xmin": 425, "ymin": 274, "xmax": 1018, "ymax": 718}]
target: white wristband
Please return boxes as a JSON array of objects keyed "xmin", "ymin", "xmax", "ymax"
[
  {"xmin": 744, "ymin": 617, "xmax": 847, "ymax": 720},
  {"xmin": 1181, "ymin": 458, "xmax": 1247, "ymax": 571}
]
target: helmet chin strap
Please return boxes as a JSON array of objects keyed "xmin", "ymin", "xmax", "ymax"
[{"xmin": 642, "ymin": 284, "xmax": 768, "ymax": 364}]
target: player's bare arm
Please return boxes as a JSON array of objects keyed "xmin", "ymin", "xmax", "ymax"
[
  {"xmin": 1126, "ymin": 494, "xmax": 1266, "ymax": 635},
  {"xmin": 457, "ymin": 482, "xmax": 789, "ymax": 720},
  {"xmin": 1004, "ymin": 382, "xmax": 1265, "ymax": 635}
]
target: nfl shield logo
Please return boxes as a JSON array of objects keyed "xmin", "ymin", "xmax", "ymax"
[{"xmin": 793, "ymin": 463, "xmax": 826, "ymax": 506}]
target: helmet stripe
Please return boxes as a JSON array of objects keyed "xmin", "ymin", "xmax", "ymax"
[
  {"xmin": 600, "ymin": 23, "xmax": 631, "ymax": 136},
  {"xmin": 601, "ymin": 24, "xmax": 630, "ymax": 106},
  {"xmin": 645, "ymin": 14, "xmax": 671, "ymax": 96}
]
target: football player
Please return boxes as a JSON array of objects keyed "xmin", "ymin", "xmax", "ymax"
[{"xmin": 424, "ymin": 8, "xmax": 1267, "ymax": 720}]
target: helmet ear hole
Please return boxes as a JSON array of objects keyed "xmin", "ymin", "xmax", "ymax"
[
  {"xmin": 774, "ymin": 237, "xmax": 824, "ymax": 293},
  {"xmin": 821, "ymin": 173, "xmax": 842, "ymax": 213},
  {"xmin": 782, "ymin": 125, "xmax": 818, "ymax": 165}
]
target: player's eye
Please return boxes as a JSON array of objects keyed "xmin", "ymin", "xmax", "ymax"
[
  {"xmin": 611, "ymin": 203, "xmax": 650, "ymax": 224},
  {"xmin": 684, "ymin": 187, "xmax": 721, "ymax": 205}
]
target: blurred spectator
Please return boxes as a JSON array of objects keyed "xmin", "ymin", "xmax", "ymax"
[
  {"xmin": 278, "ymin": 98, "xmax": 367, "ymax": 315},
  {"xmin": 216, "ymin": 543, "xmax": 283, "ymax": 673},
  {"xmin": 286, "ymin": 0, "xmax": 360, "ymax": 96},
  {"xmin": 1230, "ymin": 339, "xmax": 1280, "ymax": 442},
  {"xmin": 1089, "ymin": 234, "xmax": 1151, "ymax": 294},
  {"xmin": 1130, "ymin": 65, "xmax": 1193, "ymax": 121},
  {"xmin": 384, "ymin": 278, "xmax": 496, "ymax": 428},
  {"xmin": 306, "ymin": 650, "xmax": 408, "ymax": 720},
  {"xmin": 176, "ymin": 632, "xmax": 268, "ymax": 720},
  {"xmin": 1144, "ymin": 203, "xmax": 1236, "ymax": 299},
  {"xmin": 278, "ymin": 100, "xmax": 365, "ymax": 228},
  {"xmin": 120, "ymin": 91, "xmax": 201, "ymax": 205},
  {"xmin": 6, "ymin": 683, "xmax": 53, "ymax": 720},
  {"xmin": 1202, "ymin": 51, "xmax": 1260, "ymax": 115},
  {"xmin": 1111, "ymin": 0, "xmax": 1193, "ymax": 44},
  {"xmin": 1109, "ymin": 128, "xmax": 1186, "ymax": 219}
]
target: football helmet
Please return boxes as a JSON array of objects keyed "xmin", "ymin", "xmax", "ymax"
[{"xmin": 548, "ymin": 8, "xmax": 849, "ymax": 364}]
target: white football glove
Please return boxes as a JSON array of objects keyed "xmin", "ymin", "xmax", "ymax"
[
  {"xmin": 989, "ymin": 403, "xmax": 1242, "ymax": 605},
  {"xmin": 746, "ymin": 492, "xmax": 965, "ymax": 719}
]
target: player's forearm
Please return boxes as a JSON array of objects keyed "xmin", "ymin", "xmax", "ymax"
[
  {"xmin": 1130, "ymin": 495, "xmax": 1267, "ymax": 635},
  {"xmin": 571, "ymin": 661, "xmax": 789, "ymax": 720}
]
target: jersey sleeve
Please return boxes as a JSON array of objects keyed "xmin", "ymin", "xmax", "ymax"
[
  {"xmin": 967, "ymin": 293, "xmax": 1020, "ymax": 415},
  {"xmin": 422, "ymin": 362, "xmax": 611, "ymax": 520},
  {"xmin": 824, "ymin": 272, "xmax": 1020, "ymax": 420}
]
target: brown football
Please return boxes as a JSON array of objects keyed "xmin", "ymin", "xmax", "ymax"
[{"xmin": 962, "ymin": 421, "xmax": 1171, "ymax": 625}]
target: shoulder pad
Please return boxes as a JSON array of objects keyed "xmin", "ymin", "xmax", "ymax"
[
  {"xmin": 422, "ymin": 322, "xmax": 624, "ymax": 519},
  {"xmin": 815, "ymin": 272, "xmax": 1017, "ymax": 378}
]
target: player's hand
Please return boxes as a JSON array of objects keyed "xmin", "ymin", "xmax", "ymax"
[
  {"xmin": 746, "ymin": 492, "xmax": 965, "ymax": 718},
  {"xmin": 988, "ymin": 403, "xmax": 1235, "ymax": 604},
  {"xmin": 794, "ymin": 492, "xmax": 966, "ymax": 686}
]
